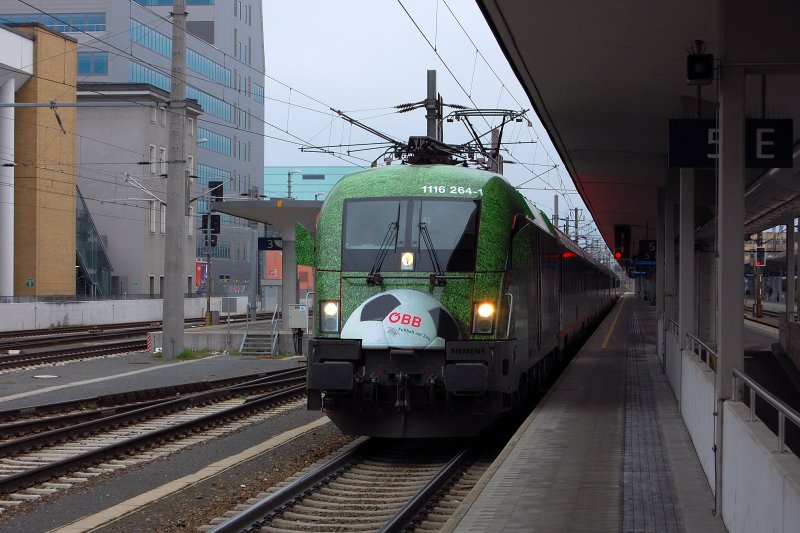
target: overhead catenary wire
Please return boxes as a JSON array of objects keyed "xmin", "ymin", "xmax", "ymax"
[{"xmin": 11, "ymin": 1, "xmax": 585, "ymax": 228}]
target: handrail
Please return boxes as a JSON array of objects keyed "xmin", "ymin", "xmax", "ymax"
[
  {"xmin": 732, "ymin": 368, "xmax": 800, "ymax": 453},
  {"xmin": 305, "ymin": 291, "xmax": 315, "ymax": 334},
  {"xmin": 505, "ymin": 292, "xmax": 513, "ymax": 338},
  {"xmin": 668, "ymin": 319, "xmax": 679, "ymax": 337},
  {"xmin": 270, "ymin": 304, "xmax": 280, "ymax": 355},
  {"xmin": 686, "ymin": 332, "xmax": 717, "ymax": 371}
]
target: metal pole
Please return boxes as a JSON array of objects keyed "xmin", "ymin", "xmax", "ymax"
[
  {"xmin": 287, "ymin": 171, "xmax": 292, "ymax": 199},
  {"xmin": 755, "ymin": 231, "xmax": 763, "ymax": 317},
  {"xmin": 426, "ymin": 70, "xmax": 437, "ymax": 140},
  {"xmin": 553, "ymin": 195, "xmax": 559, "ymax": 229},
  {"xmin": 249, "ymin": 221, "xmax": 258, "ymax": 321},
  {"xmin": 787, "ymin": 218, "xmax": 795, "ymax": 318},
  {"xmin": 574, "ymin": 208, "xmax": 579, "ymax": 241},
  {"xmin": 205, "ymin": 226, "xmax": 212, "ymax": 325},
  {"xmin": 162, "ymin": 0, "xmax": 188, "ymax": 358}
]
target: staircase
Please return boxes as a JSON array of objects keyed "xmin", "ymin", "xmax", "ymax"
[
  {"xmin": 239, "ymin": 305, "xmax": 280, "ymax": 357},
  {"xmin": 239, "ymin": 332, "xmax": 277, "ymax": 357}
]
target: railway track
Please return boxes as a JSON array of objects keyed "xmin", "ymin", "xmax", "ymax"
[
  {"xmin": 207, "ymin": 438, "xmax": 492, "ymax": 533},
  {"xmin": 0, "ymin": 339, "xmax": 148, "ymax": 372},
  {"xmin": 0, "ymin": 369, "xmax": 306, "ymax": 508},
  {"xmin": 0, "ymin": 312, "xmax": 277, "ymax": 372},
  {"xmin": 0, "ymin": 368, "xmax": 304, "ymax": 437},
  {"xmin": 0, "ymin": 312, "xmax": 274, "ymax": 351}
]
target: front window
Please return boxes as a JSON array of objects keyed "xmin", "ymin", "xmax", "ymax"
[{"xmin": 342, "ymin": 198, "xmax": 479, "ymax": 272}]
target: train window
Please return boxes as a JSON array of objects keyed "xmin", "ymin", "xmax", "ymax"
[
  {"xmin": 412, "ymin": 199, "xmax": 479, "ymax": 271},
  {"xmin": 342, "ymin": 198, "xmax": 479, "ymax": 272},
  {"xmin": 343, "ymin": 199, "xmax": 408, "ymax": 271}
]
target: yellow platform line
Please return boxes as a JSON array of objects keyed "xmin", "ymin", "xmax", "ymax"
[{"xmin": 601, "ymin": 296, "xmax": 626, "ymax": 348}]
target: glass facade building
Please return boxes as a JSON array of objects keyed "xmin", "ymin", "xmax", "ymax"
[{"xmin": 0, "ymin": 0, "xmax": 266, "ymax": 285}]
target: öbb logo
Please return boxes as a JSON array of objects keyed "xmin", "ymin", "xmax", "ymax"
[{"xmin": 388, "ymin": 312, "xmax": 422, "ymax": 328}]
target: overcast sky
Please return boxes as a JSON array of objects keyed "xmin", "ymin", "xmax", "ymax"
[{"xmin": 262, "ymin": 0, "xmax": 594, "ymax": 234}]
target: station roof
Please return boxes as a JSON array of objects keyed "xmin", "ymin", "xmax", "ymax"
[
  {"xmin": 211, "ymin": 198, "xmax": 321, "ymax": 238},
  {"xmin": 476, "ymin": 1, "xmax": 800, "ymax": 250}
]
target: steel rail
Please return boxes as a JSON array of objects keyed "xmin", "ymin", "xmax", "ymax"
[
  {"xmin": 379, "ymin": 447, "xmax": 471, "ymax": 533},
  {"xmin": 0, "ymin": 328, "xmax": 152, "ymax": 352},
  {"xmin": 0, "ymin": 368, "xmax": 306, "ymax": 434},
  {"xmin": 0, "ymin": 312, "xmax": 274, "ymax": 340},
  {"xmin": 0, "ymin": 369, "xmax": 306, "ymax": 459},
  {"xmin": 208, "ymin": 439, "xmax": 372, "ymax": 533},
  {"xmin": 0, "ymin": 383, "xmax": 306, "ymax": 494},
  {"xmin": 0, "ymin": 368, "xmax": 298, "ymax": 422},
  {"xmin": 0, "ymin": 340, "xmax": 147, "ymax": 370}
]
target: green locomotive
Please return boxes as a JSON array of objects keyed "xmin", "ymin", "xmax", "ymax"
[{"xmin": 297, "ymin": 162, "xmax": 618, "ymax": 437}]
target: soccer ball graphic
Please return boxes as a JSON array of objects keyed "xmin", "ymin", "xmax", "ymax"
[{"xmin": 340, "ymin": 289, "xmax": 461, "ymax": 349}]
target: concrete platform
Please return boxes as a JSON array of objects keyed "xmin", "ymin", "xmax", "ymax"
[
  {"xmin": 445, "ymin": 295, "xmax": 727, "ymax": 532},
  {"xmin": 0, "ymin": 351, "xmax": 304, "ymax": 411},
  {"xmin": 149, "ymin": 318, "xmax": 311, "ymax": 355}
]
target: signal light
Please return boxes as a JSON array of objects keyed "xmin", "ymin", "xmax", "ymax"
[
  {"xmin": 755, "ymin": 247, "xmax": 765, "ymax": 267},
  {"xmin": 614, "ymin": 224, "xmax": 631, "ymax": 260},
  {"xmin": 687, "ymin": 53, "xmax": 714, "ymax": 85}
]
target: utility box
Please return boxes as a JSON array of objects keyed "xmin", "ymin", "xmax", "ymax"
[
  {"xmin": 221, "ymin": 297, "xmax": 237, "ymax": 314},
  {"xmin": 287, "ymin": 304, "xmax": 308, "ymax": 329}
]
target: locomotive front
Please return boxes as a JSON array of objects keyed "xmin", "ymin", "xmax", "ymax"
[{"xmin": 303, "ymin": 165, "xmax": 524, "ymax": 438}]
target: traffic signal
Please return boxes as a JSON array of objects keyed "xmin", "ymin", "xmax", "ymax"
[
  {"xmin": 614, "ymin": 224, "xmax": 631, "ymax": 260},
  {"xmin": 687, "ymin": 53, "xmax": 714, "ymax": 85},
  {"xmin": 201, "ymin": 213, "xmax": 221, "ymax": 234},
  {"xmin": 755, "ymin": 247, "xmax": 765, "ymax": 267},
  {"xmin": 208, "ymin": 180, "xmax": 224, "ymax": 202}
]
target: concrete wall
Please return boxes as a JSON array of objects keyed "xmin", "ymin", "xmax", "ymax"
[
  {"xmin": 665, "ymin": 327, "xmax": 682, "ymax": 402},
  {"xmin": 13, "ymin": 25, "xmax": 77, "ymax": 296},
  {"xmin": 0, "ymin": 296, "xmax": 247, "ymax": 331},
  {"xmin": 680, "ymin": 349, "xmax": 717, "ymax": 492},
  {"xmin": 779, "ymin": 312, "xmax": 800, "ymax": 371},
  {"xmin": 721, "ymin": 401, "xmax": 800, "ymax": 533},
  {"xmin": 679, "ymin": 349, "xmax": 800, "ymax": 530},
  {"xmin": 76, "ymin": 91, "xmax": 200, "ymax": 297}
]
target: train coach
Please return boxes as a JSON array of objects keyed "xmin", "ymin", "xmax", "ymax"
[{"xmin": 296, "ymin": 162, "xmax": 619, "ymax": 438}]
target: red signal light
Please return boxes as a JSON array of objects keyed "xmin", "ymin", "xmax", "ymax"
[{"xmin": 614, "ymin": 251, "xmax": 622, "ymax": 259}]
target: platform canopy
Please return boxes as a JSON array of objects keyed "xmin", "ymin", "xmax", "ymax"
[
  {"xmin": 476, "ymin": 0, "xmax": 800, "ymax": 249},
  {"xmin": 211, "ymin": 198, "xmax": 321, "ymax": 239}
]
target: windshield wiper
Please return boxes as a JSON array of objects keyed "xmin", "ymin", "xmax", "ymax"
[
  {"xmin": 418, "ymin": 222, "xmax": 446, "ymax": 286},
  {"xmin": 367, "ymin": 221, "xmax": 398, "ymax": 284}
]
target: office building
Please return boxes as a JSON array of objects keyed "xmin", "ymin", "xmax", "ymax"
[{"xmin": 0, "ymin": 1, "xmax": 266, "ymax": 290}]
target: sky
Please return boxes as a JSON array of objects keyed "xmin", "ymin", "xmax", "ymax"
[{"xmin": 261, "ymin": 0, "xmax": 598, "ymax": 240}]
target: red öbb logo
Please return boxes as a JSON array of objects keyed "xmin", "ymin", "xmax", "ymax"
[{"xmin": 388, "ymin": 312, "xmax": 422, "ymax": 328}]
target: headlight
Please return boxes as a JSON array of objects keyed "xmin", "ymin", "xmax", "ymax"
[
  {"xmin": 400, "ymin": 251, "xmax": 414, "ymax": 270},
  {"xmin": 321, "ymin": 300, "xmax": 339, "ymax": 333},
  {"xmin": 472, "ymin": 302, "xmax": 495, "ymax": 334}
]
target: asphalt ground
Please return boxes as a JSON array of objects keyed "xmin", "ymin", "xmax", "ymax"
[
  {"xmin": 0, "ymin": 352, "xmax": 304, "ymax": 411},
  {"xmin": 0, "ymin": 349, "xmax": 324, "ymax": 532}
]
